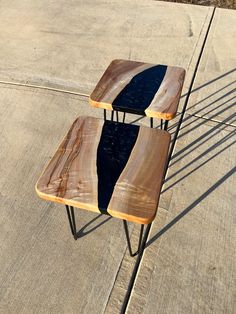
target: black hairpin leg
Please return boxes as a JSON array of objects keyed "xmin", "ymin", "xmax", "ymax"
[
  {"xmin": 123, "ymin": 112, "xmax": 126, "ymax": 123},
  {"xmin": 65, "ymin": 205, "xmax": 77, "ymax": 240},
  {"xmin": 160, "ymin": 119, "xmax": 163, "ymax": 129},
  {"xmin": 164, "ymin": 120, "xmax": 169, "ymax": 131},
  {"xmin": 111, "ymin": 111, "xmax": 114, "ymax": 121},
  {"xmin": 150, "ymin": 117, "xmax": 154, "ymax": 128},
  {"xmin": 116, "ymin": 110, "xmax": 119, "ymax": 122},
  {"xmin": 103, "ymin": 109, "xmax": 107, "ymax": 121},
  {"xmin": 123, "ymin": 220, "xmax": 146, "ymax": 257}
]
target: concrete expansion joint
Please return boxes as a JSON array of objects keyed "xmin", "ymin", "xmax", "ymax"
[
  {"xmin": 185, "ymin": 112, "xmax": 236, "ymax": 128},
  {"xmin": 121, "ymin": 7, "xmax": 217, "ymax": 313},
  {"xmin": 0, "ymin": 80, "xmax": 89, "ymax": 98}
]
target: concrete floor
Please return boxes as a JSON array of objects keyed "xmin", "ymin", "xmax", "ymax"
[{"xmin": 0, "ymin": 1, "xmax": 235, "ymax": 313}]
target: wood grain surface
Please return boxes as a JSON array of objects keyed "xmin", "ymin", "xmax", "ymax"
[
  {"xmin": 89, "ymin": 59, "xmax": 185, "ymax": 120},
  {"xmin": 36, "ymin": 116, "xmax": 170, "ymax": 224}
]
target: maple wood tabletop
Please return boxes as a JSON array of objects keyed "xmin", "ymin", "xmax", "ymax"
[
  {"xmin": 36, "ymin": 116, "xmax": 170, "ymax": 224},
  {"xmin": 89, "ymin": 59, "xmax": 186, "ymax": 120}
]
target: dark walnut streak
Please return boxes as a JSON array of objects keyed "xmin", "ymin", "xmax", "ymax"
[
  {"xmin": 36, "ymin": 116, "xmax": 170, "ymax": 224},
  {"xmin": 89, "ymin": 59, "xmax": 186, "ymax": 120}
]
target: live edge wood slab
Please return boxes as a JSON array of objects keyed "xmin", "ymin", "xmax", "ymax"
[
  {"xmin": 36, "ymin": 116, "xmax": 170, "ymax": 224},
  {"xmin": 89, "ymin": 59, "xmax": 186, "ymax": 120}
]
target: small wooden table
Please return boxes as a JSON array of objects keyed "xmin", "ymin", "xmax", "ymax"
[
  {"xmin": 89, "ymin": 59, "xmax": 186, "ymax": 128},
  {"xmin": 36, "ymin": 116, "xmax": 170, "ymax": 256}
]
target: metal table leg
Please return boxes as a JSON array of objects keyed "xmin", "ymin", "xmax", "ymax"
[
  {"xmin": 103, "ymin": 109, "xmax": 107, "ymax": 121},
  {"xmin": 123, "ymin": 112, "xmax": 126, "ymax": 123},
  {"xmin": 150, "ymin": 117, "xmax": 153, "ymax": 128},
  {"xmin": 116, "ymin": 110, "xmax": 119, "ymax": 122},
  {"xmin": 164, "ymin": 120, "xmax": 169, "ymax": 130},
  {"xmin": 65, "ymin": 205, "xmax": 77, "ymax": 240},
  {"xmin": 123, "ymin": 220, "xmax": 148, "ymax": 257}
]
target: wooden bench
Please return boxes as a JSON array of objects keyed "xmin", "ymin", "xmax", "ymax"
[
  {"xmin": 89, "ymin": 59, "xmax": 186, "ymax": 129},
  {"xmin": 36, "ymin": 116, "xmax": 170, "ymax": 257}
]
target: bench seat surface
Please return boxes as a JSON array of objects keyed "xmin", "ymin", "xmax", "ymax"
[
  {"xmin": 89, "ymin": 59, "xmax": 185, "ymax": 120},
  {"xmin": 36, "ymin": 116, "xmax": 170, "ymax": 224}
]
